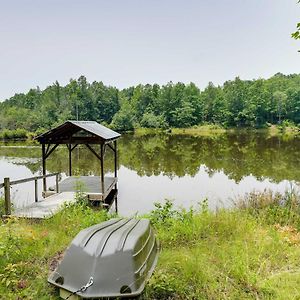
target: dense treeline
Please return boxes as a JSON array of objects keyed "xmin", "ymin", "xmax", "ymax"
[{"xmin": 1, "ymin": 73, "xmax": 300, "ymax": 132}]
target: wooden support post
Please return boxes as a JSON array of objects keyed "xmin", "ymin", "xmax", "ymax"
[
  {"xmin": 4, "ymin": 177, "xmax": 11, "ymax": 215},
  {"xmin": 114, "ymin": 141, "xmax": 118, "ymax": 198},
  {"xmin": 34, "ymin": 178, "xmax": 38, "ymax": 202},
  {"xmin": 100, "ymin": 144, "xmax": 104, "ymax": 194},
  {"xmin": 115, "ymin": 193, "xmax": 118, "ymax": 214},
  {"xmin": 55, "ymin": 174, "xmax": 59, "ymax": 193},
  {"xmin": 45, "ymin": 144, "xmax": 59, "ymax": 159},
  {"xmin": 68, "ymin": 144, "xmax": 72, "ymax": 176},
  {"xmin": 114, "ymin": 141, "xmax": 118, "ymax": 178},
  {"xmin": 42, "ymin": 144, "xmax": 47, "ymax": 192}
]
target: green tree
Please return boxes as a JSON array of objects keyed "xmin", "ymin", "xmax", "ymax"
[
  {"xmin": 223, "ymin": 77, "xmax": 250, "ymax": 126},
  {"xmin": 111, "ymin": 101, "xmax": 134, "ymax": 131},
  {"xmin": 273, "ymin": 91, "xmax": 287, "ymax": 124},
  {"xmin": 171, "ymin": 101, "xmax": 196, "ymax": 128},
  {"xmin": 140, "ymin": 111, "xmax": 168, "ymax": 128},
  {"xmin": 1, "ymin": 73, "xmax": 300, "ymax": 132}
]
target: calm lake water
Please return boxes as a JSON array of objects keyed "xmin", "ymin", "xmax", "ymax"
[{"xmin": 0, "ymin": 132, "xmax": 299, "ymax": 216}]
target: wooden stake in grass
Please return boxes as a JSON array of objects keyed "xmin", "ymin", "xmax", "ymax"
[{"xmin": 4, "ymin": 177, "xmax": 11, "ymax": 215}]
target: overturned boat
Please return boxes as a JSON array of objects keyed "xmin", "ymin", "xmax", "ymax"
[{"xmin": 48, "ymin": 218, "xmax": 159, "ymax": 299}]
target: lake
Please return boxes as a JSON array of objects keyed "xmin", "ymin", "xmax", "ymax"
[{"xmin": 0, "ymin": 131, "xmax": 299, "ymax": 216}]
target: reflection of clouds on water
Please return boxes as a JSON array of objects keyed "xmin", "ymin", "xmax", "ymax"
[{"xmin": 116, "ymin": 166, "xmax": 298, "ymax": 216}]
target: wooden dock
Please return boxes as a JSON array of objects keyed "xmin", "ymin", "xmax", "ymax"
[
  {"xmin": 13, "ymin": 192, "xmax": 76, "ymax": 219},
  {"xmin": 2, "ymin": 121, "xmax": 121, "ymax": 219},
  {"xmin": 8, "ymin": 176, "xmax": 118, "ymax": 219},
  {"xmin": 57, "ymin": 176, "xmax": 117, "ymax": 201}
]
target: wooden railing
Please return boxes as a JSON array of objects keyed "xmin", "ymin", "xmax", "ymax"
[{"xmin": 0, "ymin": 173, "xmax": 60, "ymax": 215}]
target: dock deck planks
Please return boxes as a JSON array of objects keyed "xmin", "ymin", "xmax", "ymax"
[
  {"xmin": 13, "ymin": 192, "xmax": 76, "ymax": 219},
  {"xmin": 12, "ymin": 176, "xmax": 118, "ymax": 219},
  {"xmin": 58, "ymin": 176, "xmax": 117, "ymax": 201}
]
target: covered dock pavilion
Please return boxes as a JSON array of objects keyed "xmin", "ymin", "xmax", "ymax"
[{"xmin": 36, "ymin": 120, "xmax": 121, "ymax": 206}]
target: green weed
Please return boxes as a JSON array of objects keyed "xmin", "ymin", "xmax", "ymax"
[
  {"xmin": 0, "ymin": 201, "xmax": 109, "ymax": 299},
  {"xmin": 144, "ymin": 197, "xmax": 300, "ymax": 299},
  {"xmin": 236, "ymin": 188, "xmax": 300, "ymax": 228},
  {"xmin": 0, "ymin": 196, "xmax": 5, "ymax": 217}
]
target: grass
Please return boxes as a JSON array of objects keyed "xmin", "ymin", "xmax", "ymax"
[
  {"xmin": 0, "ymin": 200, "xmax": 110, "ymax": 299},
  {"xmin": 141, "ymin": 193, "xmax": 300, "ymax": 300},
  {"xmin": 0, "ymin": 196, "xmax": 5, "ymax": 217},
  {"xmin": 170, "ymin": 124, "xmax": 226, "ymax": 136},
  {"xmin": 1, "ymin": 190, "xmax": 300, "ymax": 299},
  {"xmin": 267, "ymin": 123, "xmax": 300, "ymax": 137},
  {"xmin": 134, "ymin": 125, "xmax": 226, "ymax": 136},
  {"xmin": 134, "ymin": 127, "xmax": 165, "ymax": 136}
]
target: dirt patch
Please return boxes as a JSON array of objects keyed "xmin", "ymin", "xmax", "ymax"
[{"xmin": 49, "ymin": 251, "xmax": 65, "ymax": 272}]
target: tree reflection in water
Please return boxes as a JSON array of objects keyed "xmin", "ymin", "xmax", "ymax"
[
  {"xmin": 1, "ymin": 132, "xmax": 300, "ymax": 183},
  {"xmin": 0, "ymin": 132, "xmax": 299, "ymax": 214}
]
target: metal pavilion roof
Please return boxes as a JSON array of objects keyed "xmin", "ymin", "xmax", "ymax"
[{"xmin": 36, "ymin": 120, "xmax": 121, "ymax": 144}]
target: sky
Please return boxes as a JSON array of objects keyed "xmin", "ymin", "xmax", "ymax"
[{"xmin": 0, "ymin": 0, "xmax": 299, "ymax": 101}]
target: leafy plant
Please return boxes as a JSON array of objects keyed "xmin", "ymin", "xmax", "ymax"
[
  {"xmin": 0, "ymin": 196, "xmax": 5, "ymax": 217},
  {"xmin": 236, "ymin": 188, "xmax": 300, "ymax": 228}
]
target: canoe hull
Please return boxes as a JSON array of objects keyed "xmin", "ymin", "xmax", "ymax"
[{"xmin": 48, "ymin": 218, "xmax": 159, "ymax": 298}]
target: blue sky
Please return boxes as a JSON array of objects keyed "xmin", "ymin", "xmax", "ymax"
[{"xmin": 0, "ymin": 0, "xmax": 299, "ymax": 100}]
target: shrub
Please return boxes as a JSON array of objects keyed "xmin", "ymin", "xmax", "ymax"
[
  {"xmin": 110, "ymin": 106, "xmax": 135, "ymax": 131},
  {"xmin": 0, "ymin": 129, "xmax": 28, "ymax": 140},
  {"xmin": 140, "ymin": 112, "xmax": 168, "ymax": 129},
  {"xmin": 236, "ymin": 188, "xmax": 300, "ymax": 228}
]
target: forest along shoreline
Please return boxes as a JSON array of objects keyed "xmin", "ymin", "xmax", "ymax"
[
  {"xmin": 1, "ymin": 73, "xmax": 300, "ymax": 135},
  {"xmin": 0, "ymin": 123, "xmax": 299, "ymax": 141}
]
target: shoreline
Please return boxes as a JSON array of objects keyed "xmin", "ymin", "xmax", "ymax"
[
  {"xmin": 0, "ymin": 124, "xmax": 299, "ymax": 141},
  {"xmin": 134, "ymin": 124, "xmax": 300, "ymax": 136}
]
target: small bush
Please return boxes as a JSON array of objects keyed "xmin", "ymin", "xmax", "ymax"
[
  {"xmin": 0, "ymin": 129, "xmax": 28, "ymax": 140},
  {"xmin": 236, "ymin": 188, "xmax": 300, "ymax": 228},
  {"xmin": 140, "ymin": 112, "xmax": 168, "ymax": 129},
  {"xmin": 143, "ymin": 197, "xmax": 300, "ymax": 299},
  {"xmin": 110, "ymin": 104, "xmax": 135, "ymax": 131}
]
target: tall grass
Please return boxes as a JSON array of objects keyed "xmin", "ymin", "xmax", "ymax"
[
  {"xmin": 171, "ymin": 124, "xmax": 226, "ymax": 136},
  {"xmin": 0, "ymin": 196, "xmax": 5, "ymax": 217},
  {"xmin": 142, "ymin": 193, "xmax": 300, "ymax": 299},
  {"xmin": 0, "ymin": 200, "xmax": 109, "ymax": 299},
  {"xmin": 236, "ymin": 188, "xmax": 300, "ymax": 228},
  {"xmin": 1, "ymin": 191, "xmax": 300, "ymax": 299}
]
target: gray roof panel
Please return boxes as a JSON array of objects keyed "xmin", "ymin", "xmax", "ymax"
[
  {"xmin": 36, "ymin": 120, "xmax": 121, "ymax": 143},
  {"xmin": 68, "ymin": 121, "xmax": 121, "ymax": 140}
]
